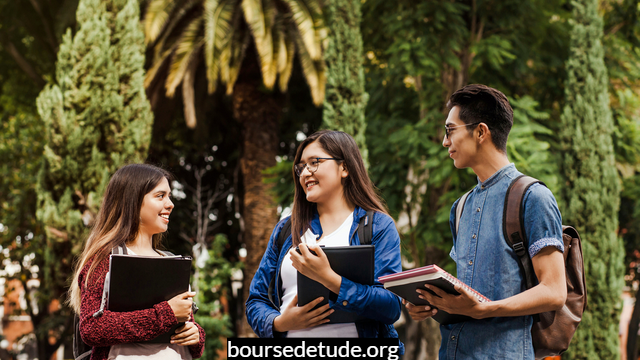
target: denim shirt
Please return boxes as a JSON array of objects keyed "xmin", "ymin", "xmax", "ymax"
[{"xmin": 440, "ymin": 164, "xmax": 564, "ymax": 360}]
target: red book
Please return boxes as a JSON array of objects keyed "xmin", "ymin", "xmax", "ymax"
[{"xmin": 378, "ymin": 265, "xmax": 490, "ymax": 325}]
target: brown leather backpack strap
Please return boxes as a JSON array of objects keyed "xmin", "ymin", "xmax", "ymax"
[{"xmin": 503, "ymin": 175, "xmax": 545, "ymax": 291}]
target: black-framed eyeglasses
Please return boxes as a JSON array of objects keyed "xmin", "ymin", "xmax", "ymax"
[
  {"xmin": 294, "ymin": 157, "xmax": 342, "ymax": 176},
  {"xmin": 444, "ymin": 122, "xmax": 481, "ymax": 139}
]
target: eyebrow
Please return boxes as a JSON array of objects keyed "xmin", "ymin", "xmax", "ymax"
[
  {"xmin": 300, "ymin": 155, "xmax": 322, "ymax": 162},
  {"xmin": 445, "ymin": 122, "xmax": 455, "ymax": 127}
]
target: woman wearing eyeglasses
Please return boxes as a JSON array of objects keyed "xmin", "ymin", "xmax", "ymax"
[{"xmin": 245, "ymin": 130, "xmax": 403, "ymax": 349}]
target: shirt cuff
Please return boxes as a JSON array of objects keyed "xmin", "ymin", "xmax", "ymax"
[{"xmin": 528, "ymin": 237, "xmax": 564, "ymax": 257}]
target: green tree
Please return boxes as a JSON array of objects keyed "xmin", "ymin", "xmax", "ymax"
[
  {"xmin": 559, "ymin": 0, "xmax": 624, "ymax": 358},
  {"xmin": 193, "ymin": 235, "xmax": 239, "ymax": 360},
  {"xmin": 33, "ymin": 0, "xmax": 153, "ymax": 356},
  {"xmin": 322, "ymin": 0, "xmax": 368, "ymax": 163},
  {"xmin": 143, "ymin": 0, "xmax": 327, "ymax": 335}
]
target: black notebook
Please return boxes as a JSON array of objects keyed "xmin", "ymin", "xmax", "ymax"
[
  {"xmin": 107, "ymin": 254, "xmax": 192, "ymax": 343},
  {"xmin": 297, "ymin": 245, "xmax": 374, "ymax": 324}
]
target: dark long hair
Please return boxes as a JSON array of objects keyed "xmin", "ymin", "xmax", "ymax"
[
  {"xmin": 68, "ymin": 163, "xmax": 172, "ymax": 313},
  {"xmin": 291, "ymin": 130, "xmax": 389, "ymax": 246}
]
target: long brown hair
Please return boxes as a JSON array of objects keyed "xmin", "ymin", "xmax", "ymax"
[
  {"xmin": 291, "ymin": 130, "xmax": 389, "ymax": 246},
  {"xmin": 68, "ymin": 163, "xmax": 172, "ymax": 314}
]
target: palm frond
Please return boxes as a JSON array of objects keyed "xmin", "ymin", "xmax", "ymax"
[
  {"xmin": 277, "ymin": 22, "xmax": 295, "ymax": 92},
  {"xmin": 144, "ymin": 45, "xmax": 177, "ymax": 88},
  {"xmin": 165, "ymin": 17, "xmax": 204, "ymax": 97},
  {"xmin": 281, "ymin": 0, "xmax": 324, "ymax": 61},
  {"xmin": 204, "ymin": 0, "xmax": 236, "ymax": 94},
  {"xmin": 182, "ymin": 45, "xmax": 201, "ymax": 129},
  {"xmin": 292, "ymin": 23, "xmax": 325, "ymax": 105},
  {"xmin": 220, "ymin": 12, "xmax": 249, "ymax": 94},
  {"xmin": 242, "ymin": 0, "xmax": 277, "ymax": 88},
  {"xmin": 144, "ymin": 0, "xmax": 179, "ymax": 44},
  {"xmin": 149, "ymin": 0, "xmax": 201, "ymax": 61}
]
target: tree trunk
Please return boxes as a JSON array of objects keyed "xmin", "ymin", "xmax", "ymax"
[{"xmin": 233, "ymin": 45, "xmax": 282, "ymax": 337}]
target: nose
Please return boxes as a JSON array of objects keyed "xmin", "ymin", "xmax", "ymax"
[
  {"xmin": 442, "ymin": 134, "xmax": 451, "ymax": 147},
  {"xmin": 166, "ymin": 197, "xmax": 174, "ymax": 210},
  {"xmin": 300, "ymin": 165, "xmax": 312, "ymax": 177}
]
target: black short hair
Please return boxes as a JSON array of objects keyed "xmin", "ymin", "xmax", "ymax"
[{"xmin": 446, "ymin": 84, "xmax": 513, "ymax": 152}]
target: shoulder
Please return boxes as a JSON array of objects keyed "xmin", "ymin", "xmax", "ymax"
[
  {"xmin": 274, "ymin": 216, "xmax": 291, "ymax": 236},
  {"xmin": 78, "ymin": 254, "xmax": 110, "ymax": 288},
  {"xmin": 523, "ymin": 182, "xmax": 558, "ymax": 206},
  {"xmin": 269, "ymin": 216, "xmax": 292, "ymax": 249},
  {"xmin": 371, "ymin": 211, "xmax": 395, "ymax": 227}
]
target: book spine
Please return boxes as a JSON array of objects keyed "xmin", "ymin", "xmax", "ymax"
[{"xmin": 441, "ymin": 272, "xmax": 490, "ymax": 303}]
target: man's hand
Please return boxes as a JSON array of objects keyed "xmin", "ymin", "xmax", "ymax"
[
  {"xmin": 417, "ymin": 284, "xmax": 486, "ymax": 319},
  {"xmin": 402, "ymin": 299, "xmax": 438, "ymax": 321},
  {"xmin": 273, "ymin": 294, "xmax": 334, "ymax": 332}
]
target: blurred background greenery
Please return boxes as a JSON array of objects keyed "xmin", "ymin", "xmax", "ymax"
[{"xmin": 1, "ymin": 0, "xmax": 640, "ymax": 359}]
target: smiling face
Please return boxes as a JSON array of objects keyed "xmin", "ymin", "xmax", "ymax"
[
  {"xmin": 442, "ymin": 106, "xmax": 480, "ymax": 169},
  {"xmin": 138, "ymin": 177, "xmax": 174, "ymax": 237},
  {"xmin": 298, "ymin": 140, "xmax": 348, "ymax": 205}
]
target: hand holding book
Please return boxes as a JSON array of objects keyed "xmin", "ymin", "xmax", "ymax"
[{"xmin": 378, "ymin": 265, "xmax": 490, "ymax": 325}]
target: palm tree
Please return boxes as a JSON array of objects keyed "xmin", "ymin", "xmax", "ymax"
[
  {"xmin": 144, "ymin": 0, "xmax": 326, "ymax": 128},
  {"xmin": 143, "ymin": 0, "xmax": 327, "ymax": 336}
]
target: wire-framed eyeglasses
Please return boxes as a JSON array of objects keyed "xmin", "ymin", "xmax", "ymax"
[
  {"xmin": 294, "ymin": 157, "xmax": 342, "ymax": 176},
  {"xmin": 444, "ymin": 122, "xmax": 481, "ymax": 139}
]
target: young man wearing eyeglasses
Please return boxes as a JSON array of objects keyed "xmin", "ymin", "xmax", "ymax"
[{"xmin": 403, "ymin": 84, "xmax": 567, "ymax": 359}]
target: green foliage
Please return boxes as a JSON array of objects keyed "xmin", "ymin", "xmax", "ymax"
[
  {"xmin": 559, "ymin": 0, "xmax": 624, "ymax": 358},
  {"xmin": 33, "ymin": 0, "xmax": 153, "ymax": 348},
  {"xmin": 322, "ymin": 0, "xmax": 369, "ymax": 164},
  {"xmin": 263, "ymin": 159, "xmax": 295, "ymax": 210},
  {"xmin": 194, "ymin": 234, "xmax": 240, "ymax": 360}
]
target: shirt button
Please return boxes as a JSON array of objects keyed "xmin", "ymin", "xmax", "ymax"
[
  {"xmin": 472, "ymin": 234, "xmax": 477, "ymax": 239},
  {"xmin": 342, "ymin": 301, "xmax": 348, "ymax": 306},
  {"xmin": 476, "ymin": 207, "xmax": 481, "ymax": 212},
  {"xmin": 451, "ymin": 336, "xmax": 456, "ymax": 340},
  {"xmin": 469, "ymin": 260, "xmax": 473, "ymax": 265},
  {"xmin": 481, "ymin": 185, "xmax": 485, "ymax": 189}
]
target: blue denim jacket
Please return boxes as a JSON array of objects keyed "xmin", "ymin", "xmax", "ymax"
[
  {"xmin": 440, "ymin": 164, "xmax": 564, "ymax": 360},
  {"xmin": 246, "ymin": 207, "xmax": 404, "ymax": 352}
]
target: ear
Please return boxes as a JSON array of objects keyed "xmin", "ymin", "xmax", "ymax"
[
  {"xmin": 341, "ymin": 164, "xmax": 349, "ymax": 178},
  {"xmin": 476, "ymin": 123, "xmax": 491, "ymax": 145}
]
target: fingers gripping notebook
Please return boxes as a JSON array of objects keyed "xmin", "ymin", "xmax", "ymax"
[{"xmin": 296, "ymin": 245, "xmax": 374, "ymax": 324}]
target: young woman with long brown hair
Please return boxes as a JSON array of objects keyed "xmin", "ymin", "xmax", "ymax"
[
  {"xmin": 68, "ymin": 164, "xmax": 205, "ymax": 360},
  {"xmin": 246, "ymin": 130, "xmax": 403, "ymax": 348}
]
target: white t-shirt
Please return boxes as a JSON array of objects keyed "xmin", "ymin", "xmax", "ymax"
[
  {"xmin": 107, "ymin": 248, "xmax": 193, "ymax": 360},
  {"xmin": 281, "ymin": 212, "xmax": 359, "ymax": 338}
]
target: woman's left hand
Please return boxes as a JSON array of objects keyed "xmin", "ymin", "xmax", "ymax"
[
  {"xmin": 171, "ymin": 321, "xmax": 200, "ymax": 346},
  {"xmin": 290, "ymin": 244, "xmax": 342, "ymax": 293}
]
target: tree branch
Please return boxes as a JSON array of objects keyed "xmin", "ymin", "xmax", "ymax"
[
  {"xmin": 28, "ymin": 0, "xmax": 59, "ymax": 54},
  {"xmin": 0, "ymin": 37, "xmax": 45, "ymax": 87}
]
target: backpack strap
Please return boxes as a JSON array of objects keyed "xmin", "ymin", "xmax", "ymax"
[
  {"xmin": 356, "ymin": 210, "xmax": 375, "ymax": 245},
  {"xmin": 503, "ymin": 175, "xmax": 546, "ymax": 291},
  {"xmin": 455, "ymin": 190, "xmax": 473, "ymax": 236},
  {"xmin": 157, "ymin": 249, "xmax": 175, "ymax": 256},
  {"xmin": 268, "ymin": 219, "xmax": 292, "ymax": 308}
]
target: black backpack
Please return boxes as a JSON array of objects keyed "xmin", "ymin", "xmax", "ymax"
[
  {"xmin": 267, "ymin": 211, "xmax": 374, "ymax": 308},
  {"xmin": 73, "ymin": 246, "xmax": 175, "ymax": 360},
  {"xmin": 455, "ymin": 175, "xmax": 587, "ymax": 358}
]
